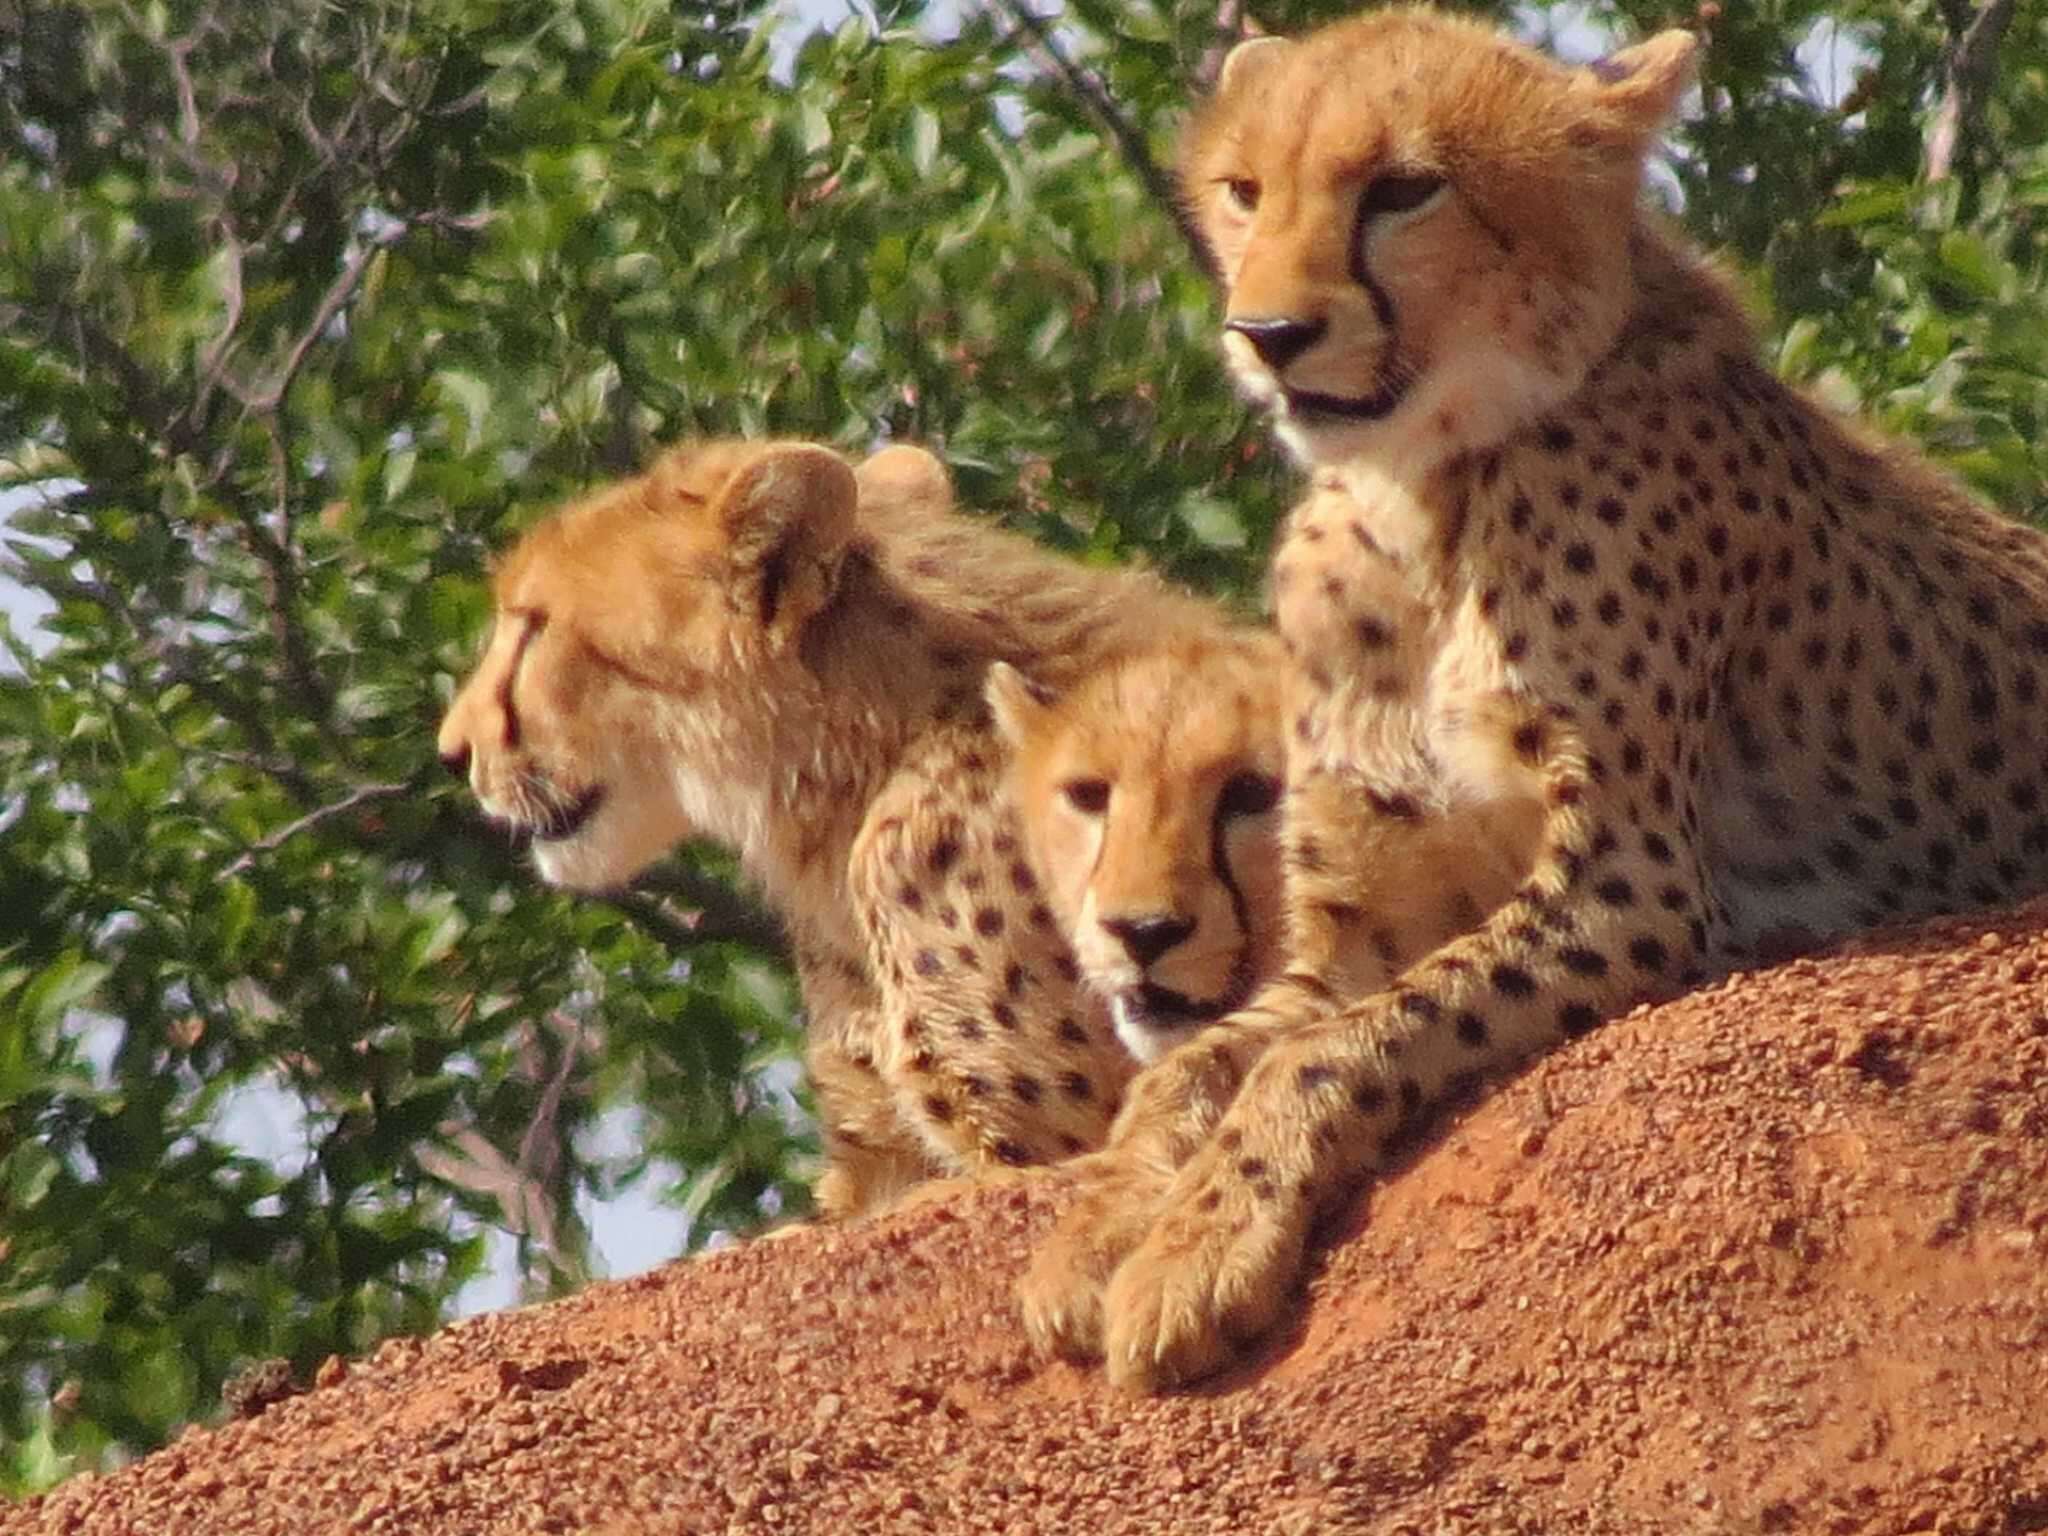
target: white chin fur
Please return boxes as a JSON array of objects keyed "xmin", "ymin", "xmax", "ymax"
[
  {"xmin": 1227, "ymin": 356, "xmax": 1393, "ymax": 475},
  {"xmin": 531, "ymin": 828, "xmax": 634, "ymax": 894},
  {"xmin": 1110, "ymin": 995, "xmax": 1172, "ymax": 1065},
  {"xmin": 1222, "ymin": 332, "xmax": 1280, "ymax": 401}
]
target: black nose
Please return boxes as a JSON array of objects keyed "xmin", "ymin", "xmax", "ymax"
[
  {"xmin": 439, "ymin": 745, "xmax": 471, "ymax": 780},
  {"xmin": 1224, "ymin": 315, "xmax": 1328, "ymax": 371},
  {"xmin": 1103, "ymin": 913, "xmax": 1196, "ymax": 969}
]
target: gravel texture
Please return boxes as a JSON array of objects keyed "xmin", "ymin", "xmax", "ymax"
[{"xmin": 11, "ymin": 901, "xmax": 2048, "ymax": 1536}]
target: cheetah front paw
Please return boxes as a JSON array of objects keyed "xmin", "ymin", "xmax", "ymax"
[
  {"xmin": 1016, "ymin": 1152, "xmax": 1172, "ymax": 1364},
  {"xmin": 1098, "ymin": 1144, "xmax": 1313, "ymax": 1393}
]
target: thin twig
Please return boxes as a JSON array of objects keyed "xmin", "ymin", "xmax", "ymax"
[
  {"xmin": 982, "ymin": 0, "xmax": 1214, "ymax": 277},
  {"xmin": 1923, "ymin": 0, "xmax": 2019, "ymax": 183},
  {"xmin": 419, "ymin": 1125, "xmax": 563, "ymax": 1255},
  {"xmin": 189, "ymin": 232, "xmax": 245, "ymax": 428},
  {"xmin": 236, "ymin": 234, "xmax": 390, "ymax": 417},
  {"xmin": 237, "ymin": 415, "xmax": 340, "ymax": 729},
  {"xmin": 223, "ymin": 780, "xmax": 415, "ymax": 877},
  {"xmin": 516, "ymin": 1010, "xmax": 585, "ymax": 1192}
]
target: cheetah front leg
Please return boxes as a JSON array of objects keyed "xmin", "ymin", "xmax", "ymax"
[
  {"xmin": 850, "ymin": 727, "xmax": 1136, "ymax": 1189},
  {"xmin": 1092, "ymin": 731, "xmax": 1703, "ymax": 1390},
  {"xmin": 1017, "ymin": 976, "xmax": 1319, "ymax": 1363},
  {"xmin": 1021, "ymin": 758, "xmax": 1543, "ymax": 1361},
  {"xmin": 807, "ymin": 1033, "xmax": 946, "ymax": 1219},
  {"xmin": 796, "ymin": 946, "xmax": 945, "ymax": 1219}
]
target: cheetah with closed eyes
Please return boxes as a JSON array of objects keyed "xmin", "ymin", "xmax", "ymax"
[{"xmin": 1021, "ymin": 5, "xmax": 2048, "ymax": 1391}]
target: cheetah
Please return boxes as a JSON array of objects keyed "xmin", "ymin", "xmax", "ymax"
[
  {"xmin": 1020, "ymin": 6, "xmax": 2048, "ymax": 1390},
  {"xmin": 436, "ymin": 438, "xmax": 1272, "ymax": 1218},
  {"xmin": 993, "ymin": 491, "xmax": 1546, "ymax": 1071},
  {"xmin": 985, "ymin": 624, "xmax": 1292, "ymax": 1066}
]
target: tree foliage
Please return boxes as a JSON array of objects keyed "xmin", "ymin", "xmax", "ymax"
[{"xmin": 1, "ymin": 0, "xmax": 2042, "ymax": 1489}]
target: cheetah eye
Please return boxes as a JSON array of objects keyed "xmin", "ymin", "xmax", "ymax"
[
  {"xmin": 1223, "ymin": 177, "xmax": 1261, "ymax": 213},
  {"xmin": 1063, "ymin": 778, "xmax": 1111, "ymax": 816},
  {"xmin": 1359, "ymin": 170, "xmax": 1446, "ymax": 219},
  {"xmin": 1218, "ymin": 772, "xmax": 1281, "ymax": 819}
]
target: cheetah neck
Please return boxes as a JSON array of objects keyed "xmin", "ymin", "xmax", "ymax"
[
  {"xmin": 1325, "ymin": 222, "xmax": 1756, "ymax": 596},
  {"xmin": 1327, "ymin": 459, "xmax": 1460, "ymax": 595}
]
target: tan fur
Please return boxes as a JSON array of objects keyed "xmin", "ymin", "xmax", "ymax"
[
  {"xmin": 987, "ymin": 627, "xmax": 1290, "ymax": 1066},
  {"xmin": 1023, "ymin": 6, "xmax": 2048, "ymax": 1390},
  {"xmin": 436, "ymin": 439, "xmax": 1235, "ymax": 1217}
]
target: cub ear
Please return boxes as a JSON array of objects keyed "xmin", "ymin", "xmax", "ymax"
[
  {"xmin": 855, "ymin": 442, "xmax": 954, "ymax": 512},
  {"xmin": 1580, "ymin": 29, "xmax": 1699, "ymax": 142},
  {"xmin": 986, "ymin": 661, "xmax": 1059, "ymax": 748},
  {"xmin": 716, "ymin": 443, "xmax": 859, "ymax": 644},
  {"xmin": 1216, "ymin": 34, "xmax": 1291, "ymax": 96}
]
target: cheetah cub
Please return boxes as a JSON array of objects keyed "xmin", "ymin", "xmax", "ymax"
[
  {"xmin": 1023, "ymin": 5, "xmax": 2048, "ymax": 1390},
  {"xmin": 995, "ymin": 494, "xmax": 1547, "ymax": 1077},
  {"xmin": 987, "ymin": 626, "xmax": 1292, "ymax": 1067}
]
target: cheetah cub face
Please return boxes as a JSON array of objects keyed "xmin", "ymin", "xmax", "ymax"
[
  {"xmin": 988, "ymin": 632, "xmax": 1288, "ymax": 1063},
  {"xmin": 1180, "ymin": 8, "xmax": 1697, "ymax": 488}
]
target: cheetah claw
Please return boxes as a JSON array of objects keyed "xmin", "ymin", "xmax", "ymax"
[{"xmin": 1017, "ymin": 1153, "xmax": 1172, "ymax": 1364}]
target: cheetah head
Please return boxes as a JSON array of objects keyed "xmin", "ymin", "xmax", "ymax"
[
  {"xmin": 988, "ymin": 631, "xmax": 1288, "ymax": 1064},
  {"xmin": 1179, "ymin": 9, "xmax": 1698, "ymax": 483},
  {"xmin": 437, "ymin": 439, "xmax": 949, "ymax": 894}
]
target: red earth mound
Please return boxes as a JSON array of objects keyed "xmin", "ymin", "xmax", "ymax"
[{"xmin": 10, "ymin": 901, "xmax": 2047, "ymax": 1536}]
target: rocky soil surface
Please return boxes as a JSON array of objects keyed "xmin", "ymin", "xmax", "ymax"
[{"xmin": 9, "ymin": 901, "xmax": 2048, "ymax": 1536}]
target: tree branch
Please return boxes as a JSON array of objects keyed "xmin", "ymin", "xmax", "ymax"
[
  {"xmin": 233, "ymin": 232, "xmax": 390, "ymax": 418},
  {"xmin": 29, "ymin": 281, "xmax": 339, "ymax": 730},
  {"xmin": 1194, "ymin": 0, "xmax": 1246, "ymax": 95},
  {"xmin": 515, "ymin": 1010, "xmax": 584, "ymax": 1196},
  {"xmin": 418, "ymin": 1125, "xmax": 565, "ymax": 1257},
  {"xmin": 1923, "ymin": 0, "xmax": 2019, "ymax": 184},
  {"xmin": 606, "ymin": 883, "xmax": 786, "ymax": 956},
  {"xmin": 240, "ymin": 416, "xmax": 339, "ymax": 730},
  {"xmin": 981, "ymin": 0, "xmax": 1215, "ymax": 279},
  {"xmin": 223, "ymin": 780, "xmax": 418, "ymax": 876},
  {"xmin": 418, "ymin": 1008, "xmax": 594, "ymax": 1290}
]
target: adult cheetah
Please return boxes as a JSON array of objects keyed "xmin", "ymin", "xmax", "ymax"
[{"xmin": 1021, "ymin": 5, "xmax": 2048, "ymax": 1390}]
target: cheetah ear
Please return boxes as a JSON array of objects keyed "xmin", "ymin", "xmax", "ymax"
[
  {"xmin": 854, "ymin": 443, "xmax": 954, "ymax": 514},
  {"xmin": 1215, "ymin": 34, "xmax": 1291, "ymax": 97},
  {"xmin": 986, "ymin": 661, "xmax": 1058, "ymax": 747},
  {"xmin": 714, "ymin": 443, "xmax": 858, "ymax": 645},
  {"xmin": 1580, "ymin": 30, "xmax": 1699, "ymax": 142}
]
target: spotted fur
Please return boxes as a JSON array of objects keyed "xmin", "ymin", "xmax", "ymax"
[
  {"xmin": 1022, "ymin": 6, "xmax": 2048, "ymax": 1389},
  {"xmin": 436, "ymin": 440, "xmax": 1242, "ymax": 1216}
]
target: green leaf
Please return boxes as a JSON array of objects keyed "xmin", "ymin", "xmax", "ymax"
[
  {"xmin": 1177, "ymin": 494, "xmax": 1247, "ymax": 550},
  {"xmin": 435, "ymin": 371, "xmax": 494, "ymax": 456},
  {"xmin": 1814, "ymin": 184, "xmax": 1910, "ymax": 229},
  {"xmin": 383, "ymin": 443, "xmax": 419, "ymax": 503},
  {"xmin": 1776, "ymin": 317, "xmax": 1822, "ymax": 379},
  {"xmin": 1935, "ymin": 230, "xmax": 2007, "ymax": 301},
  {"xmin": 20, "ymin": 954, "xmax": 111, "ymax": 1032}
]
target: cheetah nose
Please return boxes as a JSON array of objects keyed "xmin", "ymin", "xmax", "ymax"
[
  {"xmin": 1103, "ymin": 913, "xmax": 1196, "ymax": 969},
  {"xmin": 1224, "ymin": 315, "xmax": 1328, "ymax": 371},
  {"xmin": 439, "ymin": 745, "xmax": 472, "ymax": 781}
]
